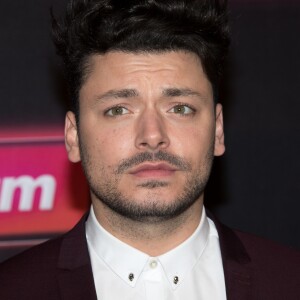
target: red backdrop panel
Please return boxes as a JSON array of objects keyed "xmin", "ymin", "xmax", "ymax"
[{"xmin": 0, "ymin": 126, "xmax": 89, "ymax": 237}]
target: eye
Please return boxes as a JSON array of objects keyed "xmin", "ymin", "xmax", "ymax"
[
  {"xmin": 169, "ymin": 104, "xmax": 195, "ymax": 115},
  {"xmin": 105, "ymin": 106, "xmax": 130, "ymax": 116}
]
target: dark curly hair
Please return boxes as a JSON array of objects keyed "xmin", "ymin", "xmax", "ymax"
[{"xmin": 52, "ymin": 0, "xmax": 230, "ymax": 118}]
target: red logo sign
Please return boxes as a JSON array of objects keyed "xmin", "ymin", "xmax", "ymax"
[{"xmin": 0, "ymin": 126, "xmax": 90, "ymax": 237}]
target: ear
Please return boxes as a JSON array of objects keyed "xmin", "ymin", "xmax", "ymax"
[
  {"xmin": 65, "ymin": 111, "xmax": 81, "ymax": 162},
  {"xmin": 214, "ymin": 103, "xmax": 225, "ymax": 156}
]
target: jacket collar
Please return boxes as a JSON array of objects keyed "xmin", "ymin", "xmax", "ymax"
[
  {"xmin": 57, "ymin": 213, "xmax": 97, "ymax": 300},
  {"xmin": 207, "ymin": 211, "xmax": 254, "ymax": 300}
]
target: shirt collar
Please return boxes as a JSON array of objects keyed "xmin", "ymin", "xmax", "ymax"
[
  {"xmin": 158, "ymin": 208, "xmax": 209, "ymax": 289},
  {"xmin": 86, "ymin": 207, "xmax": 148, "ymax": 287},
  {"xmin": 86, "ymin": 206, "xmax": 209, "ymax": 289}
]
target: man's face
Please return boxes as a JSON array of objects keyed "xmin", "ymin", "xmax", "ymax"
[{"xmin": 65, "ymin": 51, "xmax": 225, "ymax": 222}]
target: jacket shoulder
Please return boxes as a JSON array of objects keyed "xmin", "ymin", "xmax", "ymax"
[
  {"xmin": 209, "ymin": 211, "xmax": 300, "ymax": 299},
  {"xmin": 233, "ymin": 229, "xmax": 300, "ymax": 296},
  {"xmin": 0, "ymin": 234, "xmax": 63, "ymax": 271},
  {"xmin": 0, "ymin": 214, "xmax": 89, "ymax": 300},
  {"xmin": 234, "ymin": 229, "xmax": 300, "ymax": 266},
  {"xmin": 0, "ymin": 235, "xmax": 64, "ymax": 299}
]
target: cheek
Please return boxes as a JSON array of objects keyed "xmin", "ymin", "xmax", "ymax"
[
  {"xmin": 171, "ymin": 122, "xmax": 215, "ymax": 157},
  {"xmin": 83, "ymin": 126, "xmax": 135, "ymax": 166},
  {"xmin": 104, "ymin": 127, "xmax": 133, "ymax": 151}
]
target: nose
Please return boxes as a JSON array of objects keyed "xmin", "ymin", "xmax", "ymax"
[{"xmin": 135, "ymin": 109, "xmax": 170, "ymax": 151}]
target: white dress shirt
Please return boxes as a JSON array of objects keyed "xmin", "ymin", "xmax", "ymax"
[{"xmin": 86, "ymin": 206, "xmax": 226, "ymax": 300}]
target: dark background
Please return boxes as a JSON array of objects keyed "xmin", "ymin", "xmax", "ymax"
[{"xmin": 0, "ymin": 0, "xmax": 299, "ymax": 259}]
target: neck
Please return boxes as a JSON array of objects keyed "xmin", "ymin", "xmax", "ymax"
[{"xmin": 92, "ymin": 197, "xmax": 203, "ymax": 257}]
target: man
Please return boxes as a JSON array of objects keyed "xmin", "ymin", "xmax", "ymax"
[{"xmin": 0, "ymin": 0, "xmax": 299, "ymax": 299}]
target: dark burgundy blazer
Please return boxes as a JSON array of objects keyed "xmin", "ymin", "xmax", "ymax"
[{"xmin": 0, "ymin": 213, "xmax": 299, "ymax": 300}]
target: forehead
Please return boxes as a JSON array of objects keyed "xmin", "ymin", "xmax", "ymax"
[
  {"xmin": 87, "ymin": 50, "xmax": 204, "ymax": 75},
  {"xmin": 80, "ymin": 51, "xmax": 212, "ymax": 96}
]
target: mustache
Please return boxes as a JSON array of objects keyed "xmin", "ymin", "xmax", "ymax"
[{"xmin": 116, "ymin": 151, "xmax": 191, "ymax": 174}]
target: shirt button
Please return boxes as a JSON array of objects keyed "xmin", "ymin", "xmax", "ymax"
[
  {"xmin": 128, "ymin": 273, "xmax": 134, "ymax": 281},
  {"xmin": 149, "ymin": 260, "xmax": 158, "ymax": 269}
]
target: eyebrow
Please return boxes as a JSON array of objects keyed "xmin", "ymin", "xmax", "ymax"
[
  {"xmin": 96, "ymin": 89, "xmax": 139, "ymax": 101},
  {"xmin": 162, "ymin": 88, "xmax": 202, "ymax": 98}
]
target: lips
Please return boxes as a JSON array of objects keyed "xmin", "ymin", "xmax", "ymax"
[{"xmin": 128, "ymin": 163, "xmax": 178, "ymax": 178}]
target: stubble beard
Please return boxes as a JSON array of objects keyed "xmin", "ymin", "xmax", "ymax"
[{"xmin": 80, "ymin": 144, "xmax": 214, "ymax": 224}]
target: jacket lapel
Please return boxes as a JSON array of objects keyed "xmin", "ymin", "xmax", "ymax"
[
  {"xmin": 57, "ymin": 214, "xmax": 98, "ymax": 300},
  {"xmin": 208, "ymin": 212, "xmax": 254, "ymax": 300}
]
